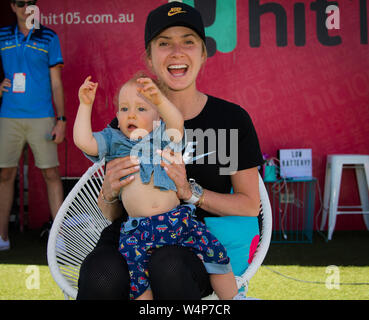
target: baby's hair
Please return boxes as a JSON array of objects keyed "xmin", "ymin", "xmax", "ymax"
[{"xmin": 126, "ymin": 71, "xmax": 156, "ymax": 86}]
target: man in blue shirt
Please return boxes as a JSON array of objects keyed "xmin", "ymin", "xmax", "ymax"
[{"xmin": 0, "ymin": 0, "xmax": 66, "ymax": 250}]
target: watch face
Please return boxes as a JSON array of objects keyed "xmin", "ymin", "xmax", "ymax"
[{"xmin": 193, "ymin": 183, "xmax": 203, "ymax": 197}]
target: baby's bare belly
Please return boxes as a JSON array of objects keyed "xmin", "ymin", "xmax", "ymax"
[{"xmin": 121, "ymin": 173, "xmax": 180, "ymax": 217}]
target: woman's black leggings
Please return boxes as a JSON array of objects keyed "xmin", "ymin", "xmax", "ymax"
[{"xmin": 77, "ymin": 218, "xmax": 213, "ymax": 300}]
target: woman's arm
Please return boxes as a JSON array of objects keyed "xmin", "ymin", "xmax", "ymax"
[
  {"xmin": 198, "ymin": 167, "xmax": 260, "ymax": 217},
  {"xmin": 97, "ymin": 191, "xmax": 122, "ymax": 222},
  {"xmin": 159, "ymin": 151, "xmax": 260, "ymax": 217}
]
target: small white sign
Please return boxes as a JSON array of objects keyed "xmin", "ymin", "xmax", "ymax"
[{"xmin": 279, "ymin": 149, "xmax": 312, "ymax": 178}]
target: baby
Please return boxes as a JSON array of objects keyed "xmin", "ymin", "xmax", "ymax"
[{"xmin": 73, "ymin": 74, "xmax": 240, "ymax": 300}]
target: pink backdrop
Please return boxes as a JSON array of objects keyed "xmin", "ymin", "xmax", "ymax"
[{"xmin": 2, "ymin": 0, "xmax": 368, "ymax": 230}]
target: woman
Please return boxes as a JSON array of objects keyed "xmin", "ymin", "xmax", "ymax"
[{"xmin": 77, "ymin": 2, "xmax": 264, "ymax": 300}]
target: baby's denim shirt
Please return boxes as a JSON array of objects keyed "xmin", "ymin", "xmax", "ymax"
[{"xmin": 84, "ymin": 120, "xmax": 185, "ymax": 192}]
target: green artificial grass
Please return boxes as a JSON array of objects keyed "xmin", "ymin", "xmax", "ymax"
[
  {"xmin": 1, "ymin": 229, "xmax": 368, "ymax": 300},
  {"xmin": 0, "ymin": 264, "xmax": 63, "ymax": 300},
  {"xmin": 248, "ymin": 231, "xmax": 369, "ymax": 300},
  {"xmin": 0, "ymin": 229, "xmax": 64, "ymax": 300},
  {"xmin": 248, "ymin": 265, "xmax": 369, "ymax": 300}
]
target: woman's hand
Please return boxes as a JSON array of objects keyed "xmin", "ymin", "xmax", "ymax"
[
  {"xmin": 98, "ymin": 156, "xmax": 140, "ymax": 221},
  {"xmin": 102, "ymin": 156, "xmax": 140, "ymax": 201},
  {"xmin": 157, "ymin": 149, "xmax": 192, "ymax": 201}
]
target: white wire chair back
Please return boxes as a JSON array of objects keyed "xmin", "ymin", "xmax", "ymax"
[
  {"xmin": 47, "ymin": 159, "xmax": 272, "ymax": 300},
  {"xmin": 237, "ymin": 174, "xmax": 272, "ymax": 293},
  {"xmin": 47, "ymin": 159, "xmax": 110, "ymax": 299}
]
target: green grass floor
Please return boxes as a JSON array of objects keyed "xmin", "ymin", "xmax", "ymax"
[{"xmin": 1, "ymin": 228, "xmax": 369, "ymax": 300}]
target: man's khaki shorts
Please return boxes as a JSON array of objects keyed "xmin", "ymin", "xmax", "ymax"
[{"xmin": 0, "ymin": 117, "xmax": 59, "ymax": 169}]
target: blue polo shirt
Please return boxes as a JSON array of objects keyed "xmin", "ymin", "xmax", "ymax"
[{"xmin": 0, "ymin": 24, "xmax": 64, "ymax": 118}]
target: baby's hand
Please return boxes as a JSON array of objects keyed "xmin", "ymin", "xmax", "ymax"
[
  {"xmin": 136, "ymin": 77, "xmax": 164, "ymax": 107},
  {"xmin": 79, "ymin": 76, "xmax": 98, "ymax": 107}
]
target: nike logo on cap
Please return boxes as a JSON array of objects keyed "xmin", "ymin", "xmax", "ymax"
[{"xmin": 168, "ymin": 7, "xmax": 187, "ymax": 16}]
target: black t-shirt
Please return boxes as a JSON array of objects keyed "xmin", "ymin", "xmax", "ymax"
[{"xmin": 109, "ymin": 95, "xmax": 264, "ymax": 222}]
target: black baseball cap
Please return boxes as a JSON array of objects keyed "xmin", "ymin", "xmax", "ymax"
[{"xmin": 145, "ymin": 1, "xmax": 205, "ymax": 48}]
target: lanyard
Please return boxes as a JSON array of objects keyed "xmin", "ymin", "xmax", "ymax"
[{"xmin": 15, "ymin": 25, "xmax": 34, "ymax": 61}]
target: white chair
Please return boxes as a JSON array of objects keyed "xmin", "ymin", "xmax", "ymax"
[
  {"xmin": 47, "ymin": 160, "xmax": 272, "ymax": 300},
  {"xmin": 47, "ymin": 159, "xmax": 110, "ymax": 299},
  {"xmin": 320, "ymin": 155, "xmax": 369, "ymax": 240},
  {"xmin": 204, "ymin": 174, "xmax": 273, "ymax": 299}
]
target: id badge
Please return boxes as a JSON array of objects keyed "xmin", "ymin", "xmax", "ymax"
[{"xmin": 13, "ymin": 73, "xmax": 26, "ymax": 93}]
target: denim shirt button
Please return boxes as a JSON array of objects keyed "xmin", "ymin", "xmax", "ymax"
[{"xmin": 132, "ymin": 219, "xmax": 138, "ymax": 227}]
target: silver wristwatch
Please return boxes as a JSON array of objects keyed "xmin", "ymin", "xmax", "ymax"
[{"xmin": 184, "ymin": 178, "xmax": 204, "ymax": 205}]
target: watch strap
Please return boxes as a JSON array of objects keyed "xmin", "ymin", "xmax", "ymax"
[
  {"xmin": 184, "ymin": 194, "xmax": 200, "ymax": 204},
  {"xmin": 57, "ymin": 116, "xmax": 66, "ymax": 121}
]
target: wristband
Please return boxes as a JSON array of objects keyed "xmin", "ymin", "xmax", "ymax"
[{"xmin": 101, "ymin": 190, "xmax": 118, "ymax": 204}]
